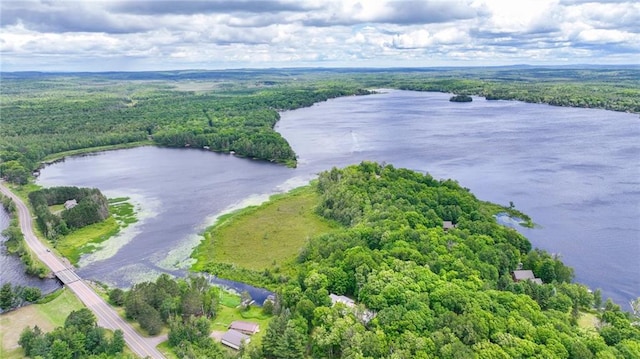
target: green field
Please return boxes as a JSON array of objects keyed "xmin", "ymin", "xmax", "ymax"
[
  {"xmin": 192, "ymin": 185, "xmax": 339, "ymax": 273},
  {"xmin": 0, "ymin": 289, "xmax": 83, "ymax": 359},
  {"xmin": 56, "ymin": 197, "xmax": 137, "ymax": 265}
]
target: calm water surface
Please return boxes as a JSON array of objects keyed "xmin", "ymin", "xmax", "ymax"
[{"xmin": 27, "ymin": 90, "xmax": 640, "ymax": 308}]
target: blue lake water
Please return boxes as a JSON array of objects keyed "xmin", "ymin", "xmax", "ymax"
[{"xmin": 6, "ymin": 90, "xmax": 638, "ymax": 308}]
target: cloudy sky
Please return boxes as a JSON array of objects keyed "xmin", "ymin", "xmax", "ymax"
[{"xmin": 1, "ymin": 0, "xmax": 638, "ymax": 71}]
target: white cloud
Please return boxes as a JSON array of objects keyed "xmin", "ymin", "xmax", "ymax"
[
  {"xmin": 0, "ymin": 0, "xmax": 637, "ymax": 70},
  {"xmin": 576, "ymin": 29, "xmax": 639, "ymax": 44},
  {"xmin": 392, "ymin": 29, "xmax": 433, "ymax": 49}
]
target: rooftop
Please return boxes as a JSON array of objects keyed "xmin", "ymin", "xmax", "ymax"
[
  {"xmin": 221, "ymin": 329, "xmax": 250, "ymax": 350},
  {"xmin": 512, "ymin": 270, "xmax": 543, "ymax": 284},
  {"xmin": 330, "ymin": 294, "xmax": 355, "ymax": 307},
  {"xmin": 229, "ymin": 321, "xmax": 260, "ymax": 335}
]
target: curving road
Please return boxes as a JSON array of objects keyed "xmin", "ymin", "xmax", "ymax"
[{"xmin": 0, "ymin": 181, "xmax": 165, "ymax": 359}]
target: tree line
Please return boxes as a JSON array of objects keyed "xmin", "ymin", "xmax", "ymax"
[{"xmin": 4, "ymin": 68, "xmax": 638, "ymax": 185}]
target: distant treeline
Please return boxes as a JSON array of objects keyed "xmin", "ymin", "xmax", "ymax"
[
  {"xmin": 1, "ymin": 68, "xmax": 639, "ymax": 185},
  {"xmin": 29, "ymin": 186, "xmax": 109, "ymax": 240},
  {"xmin": 0, "ymin": 79, "xmax": 373, "ymax": 184},
  {"xmin": 397, "ymin": 77, "xmax": 640, "ymax": 112}
]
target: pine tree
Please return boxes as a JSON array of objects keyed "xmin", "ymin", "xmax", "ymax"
[{"xmin": 0, "ymin": 283, "xmax": 15, "ymax": 310}]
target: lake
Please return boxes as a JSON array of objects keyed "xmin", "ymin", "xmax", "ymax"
[{"xmin": 9, "ymin": 90, "xmax": 639, "ymax": 308}]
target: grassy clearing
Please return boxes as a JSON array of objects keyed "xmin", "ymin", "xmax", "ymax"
[
  {"xmin": 1, "ymin": 289, "xmax": 83, "ymax": 359},
  {"xmin": 578, "ymin": 311, "xmax": 599, "ymax": 332},
  {"xmin": 56, "ymin": 197, "xmax": 137, "ymax": 265},
  {"xmin": 48, "ymin": 203, "xmax": 65, "ymax": 214},
  {"xmin": 220, "ymin": 291, "xmax": 242, "ymax": 308},
  {"xmin": 192, "ymin": 185, "xmax": 338, "ymax": 273}
]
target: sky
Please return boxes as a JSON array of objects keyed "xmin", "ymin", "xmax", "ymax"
[{"xmin": 1, "ymin": 0, "xmax": 639, "ymax": 72}]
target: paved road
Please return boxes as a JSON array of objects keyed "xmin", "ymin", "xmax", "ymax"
[{"xmin": 0, "ymin": 182, "xmax": 165, "ymax": 359}]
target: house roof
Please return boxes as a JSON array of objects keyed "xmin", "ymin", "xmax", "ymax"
[
  {"xmin": 330, "ymin": 294, "xmax": 355, "ymax": 307},
  {"xmin": 512, "ymin": 270, "xmax": 536, "ymax": 281},
  {"xmin": 221, "ymin": 329, "xmax": 250, "ymax": 350},
  {"xmin": 229, "ymin": 321, "xmax": 259, "ymax": 334},
  {"xmin": 64, "ymin": 199, "xmax": 78, "ymax": 209},
  {"xmin": 443, "ymin": 221, "xmax": 456, "ymax": 230}
]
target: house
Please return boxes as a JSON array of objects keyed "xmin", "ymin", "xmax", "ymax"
[
  {"xmin": 443, "ymin": 221, "xmax": 456, "ymax": 231},
  {"xmin": 229, "ymin": 321, "xmax": 260, "ymax": 335},
  {"xmin": 512, "ymin": 270, "xmax": 543, "ymax": 284},
  {"xmin": 221, "ymin": 329, "xmax": 250, "ymax": 350},
  {"xmin": 329, "ymin": 293, "xmax": 376, "ymax": 323},
  {"xmin": 330, "ymin": 294, "xmax": 355, "ymax": 308},
  {"xmin": 64, "ymin": 199, "xmax": 78, "ymax": 210},
  {"xmin": 264, "ymin": 294, "xmax": 276, "ymax": 305}
]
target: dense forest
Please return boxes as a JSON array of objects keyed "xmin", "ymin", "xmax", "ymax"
[
  {"xmin": 2, "ymin": 68, "xmax": 639, "ymax": 185},
  {"xmin": 28, "ymin": 186, "xmax": 110, "ymax": 240},
  {"xmin": 238, "ymin": 163, "xmax": 640, "ymax": 359}
]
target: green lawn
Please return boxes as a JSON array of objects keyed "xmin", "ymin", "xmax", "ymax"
[
  {"xmin": 1, "ymin": 289, "xmax": 83, "ymax": 359},
  {"xmin": 192, "ymin": 185, "xmax": 339, "ymax": 273},
  {"xmin": 56, "ymin": 197, "xmax": 137, "ymax": 265},
  {"xmin": 48, "ymin": 203, "xmax": 65, "ymax": 214}
]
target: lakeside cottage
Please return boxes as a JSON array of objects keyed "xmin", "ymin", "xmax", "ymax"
[
  {"xmin": 221, "ymin": 329, "xmax": 250, "ymax": 350},
  {"xmin": 512, "ymin": 270, "xmax": 543, "ymax": 284}
]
